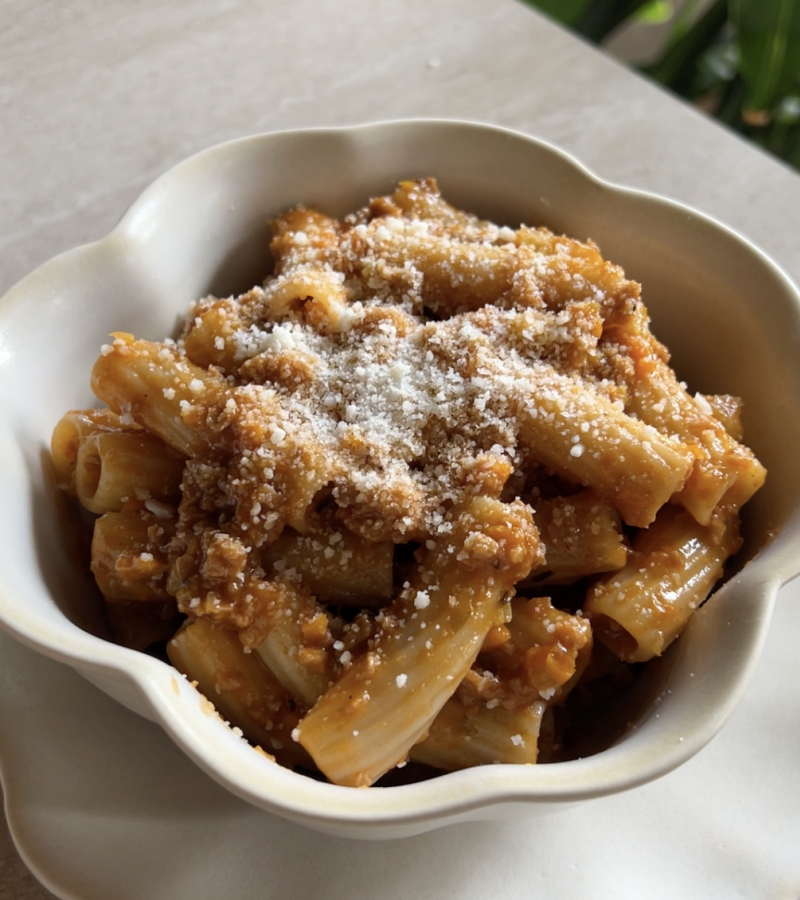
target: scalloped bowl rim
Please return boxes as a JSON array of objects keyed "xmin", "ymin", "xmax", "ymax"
[{"xmin": 0, "ymin": 119, "xmax": 799, "ymax": 836}]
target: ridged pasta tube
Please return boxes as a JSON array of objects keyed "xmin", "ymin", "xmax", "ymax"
[
  {"xmin": 293, "ymin": 496, "xmax": 543, "ymax": 787},
  {"xmin": 584, "ymin": 503, "xmax": 742, "ymax": 662},
  {"xmin": 412, "ymin": 695, "xmax": 546, "ymax": 769},
  {"xmin": 168, "ymin": 617, "xmax": 311, "ymax": 769}
]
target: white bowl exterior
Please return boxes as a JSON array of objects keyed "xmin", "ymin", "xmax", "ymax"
[{"xmin": 1, "ymin": 120, "xmax": 800, "ymax": 838}]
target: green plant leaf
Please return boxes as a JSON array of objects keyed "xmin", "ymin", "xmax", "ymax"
[
  {"xmin": 636, "ymin": 1, "xmax": 674, "ymax": 25},
  {"xmin": 730, "ymin": 0, "xmax": 800, "ymax": 117},
  {"xmin": 574, "ymin": 0, "xmax": 655, "ymax": 42},
  {"xmin": 641, "ymin": 0, "xmax": 728, "ymax": 94},
  {"xmin": 665, "ymin": 0, "xmax": 706, "ymax": 48},
  {"xmin": 517, "ymin": 0, "xmax": 594, "ymax": 27}
]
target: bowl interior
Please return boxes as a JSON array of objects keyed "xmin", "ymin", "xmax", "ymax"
[{"xmin": 1, "ymin": 120, "xmax": 799, "ymax": 833}]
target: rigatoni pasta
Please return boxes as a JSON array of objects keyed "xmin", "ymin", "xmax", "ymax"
[{"xmin": 52, "ymin": 178, "xmax": 765, "ymax": 785}]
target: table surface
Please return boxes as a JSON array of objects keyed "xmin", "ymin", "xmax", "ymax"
[{"xmin": 2, "ymin": 2, "xmax": 800, "ymax": 898}]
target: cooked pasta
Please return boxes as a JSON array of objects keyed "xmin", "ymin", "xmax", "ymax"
[{"xmin": 53, "ymin": 178, "xmax": 765, "ymax": 785}]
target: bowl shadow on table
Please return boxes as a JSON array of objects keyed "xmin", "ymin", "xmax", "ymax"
[{"xmin": 0, "ymin": 632, "xmax": 562, "ymax": 900}]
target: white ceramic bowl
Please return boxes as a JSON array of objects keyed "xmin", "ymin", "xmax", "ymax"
[{"xmin": 1, "ymin": 120, "xmax": 799, "ymax": 839}]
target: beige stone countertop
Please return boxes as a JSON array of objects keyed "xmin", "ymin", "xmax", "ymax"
[{"xmin": 2, "ymin": 2, "xmax": 800, "ymax": 899}]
